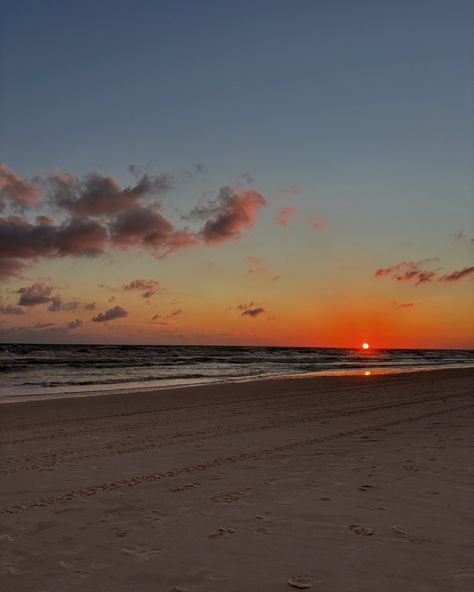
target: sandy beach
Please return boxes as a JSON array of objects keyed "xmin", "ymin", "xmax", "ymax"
[{"xmin": 0, "ymin": 368, "xmax": 473, "ymax": 591}]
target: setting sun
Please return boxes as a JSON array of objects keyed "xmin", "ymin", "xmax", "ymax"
[{"xmin": 362, "ymin": 343, "xmax": 370, "ymax": 350}]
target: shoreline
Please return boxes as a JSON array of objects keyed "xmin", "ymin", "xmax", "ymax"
[{"xmin": 1, "ymin": 363, "xmax": 473, "ymax": 406}]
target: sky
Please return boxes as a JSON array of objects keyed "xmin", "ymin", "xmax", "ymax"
[{"xmin": 0, "ymin": 0, "xmax": 473, "ymax": 348}]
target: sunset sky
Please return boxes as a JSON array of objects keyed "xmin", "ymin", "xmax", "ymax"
[{"xmin": 1, "ymin": 0, "xmax": 473, "ymax": 348}]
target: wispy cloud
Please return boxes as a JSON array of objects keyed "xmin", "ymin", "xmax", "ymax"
[
  {"xmin": 375, "ymin": 258, "xmax": 439, "ymax": 286},
  {"xmin": 121, "ymin": 279, "xmax": 162, "ymax": 298},
  {"xmin": 277, "ymin": 185, "xmax": 302, "ymax": 198},
  {"xmin": 439, "ymin": 266, "xmax": 474, "ymax": 283},
  {"xmin": 274, "ymin": 207, "xmax": 296, "ymax": 228},
  {"xmin": 246, "ymin": 256, "xmax": 267, "ymax": 275}
]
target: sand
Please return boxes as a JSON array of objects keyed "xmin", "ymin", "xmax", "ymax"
[{"xmin": 0, "ymin": 368, "xmax": 473, "ymax": 591}]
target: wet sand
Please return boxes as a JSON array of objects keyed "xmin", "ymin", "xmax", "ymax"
[{"xmin": 1, "ymin": 368, "xmax": 473, "ymax": 591}]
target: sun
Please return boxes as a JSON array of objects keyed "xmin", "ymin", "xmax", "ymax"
[{"xmin": 362, "ymin": 342, "xmax": 369, "ymax": 350}]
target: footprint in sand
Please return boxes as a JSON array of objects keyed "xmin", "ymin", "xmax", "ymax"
[
  {"xmin": 169, "ymin": 483, "xmax": 200, "ymax": 493},
  {"xmin": 348, "ymin": 524, "xmax": 374, "ymax": 536},
  {"xmin": 209, "ymin": 492, "xmax": 242, "ymax": 504},
  {"xmin": 287, "ymin": 575, "xmax": 317, "ymax": 589},
  {"xmin": 390, "ymin": 525, "xmax": 409, "ymax": 539},
  {"xmin": 121, "ymin": 545, "xmax": 161, "ymax": 560},
  {"xmin": 208, "ymin": 528, "xmax": 235, "ymax": 539},
  {"xmin": 452, "ymin": 565, "xmax": 474, "ymax": 579}
]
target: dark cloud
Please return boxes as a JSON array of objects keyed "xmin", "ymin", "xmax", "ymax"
[
  {"xmin": 17, "ymin": 282, "xmax": 54, "ymax": 306},
  {"xmin": 274, "ymin": 207, "xmax": 296, "ymax": 228},
  {"xmin": 0, "ymin": 163, "xmax": 42, "ymax": 210},
  {"xmin": 439, "ymin": 266, "xmax": 474, "ymax": 282},
  {"xmin": 84, "ymin": 302, "xmax": 97, "ymax": 311},
  {"xmin": 187, "ymin": 187, "xmax": 266, "ymax": 244},
  {"xmin": 47, "ymin": 295, "xmax": 63, "ymax": 312},
  {"xmin": 66, "ymin": 319, "xmax": 83, "ymax": 330},
  {"xmin": 4, "ymin": 215, "xmax": 103, "ymax": 257},
  {"xmin": 121, "ymin": 279, "xmax": 162, "ymax": 298},
  {"xmin": 0, "ymin": 216, "xmax": 108, "ymax": 280},
  {"xmin": 48, "ymin": 170, "xmax": 173, "ymax": 218},
  {"xmin": 241, "ymin": 307, "xmax": 266, "ymax": 318},
  {"xmin": 92, "ymin": 305, "xmax": 128, "ymax": 323},
  {"xmin": 110, "ymin": 205, "xmax": 196, "ymax": 255}
]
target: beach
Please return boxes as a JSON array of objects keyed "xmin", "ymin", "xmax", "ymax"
[{"xmin": 1, "ymin": 367, "xmax": 473, "ymax": 591}]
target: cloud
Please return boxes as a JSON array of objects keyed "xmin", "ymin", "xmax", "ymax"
[
  {"xmin": 0, "ymin": 163, "xmax": 42, "ymax": 210},
  {"xmin": 439, "ymin": 266, "xmax": 474, "ymax": 283},
  {"xmin": 394, "ymin": 302, "xmax": 415, "ymax": 308},
  {"xmin": 0, "ymin": 304, "xmax": 25, "ymax": 315},
  {"xmin": 189, "ymin": 186, "xmax": 266, "ymax": 243},
  {"xmin": 274, "ymin": 207, "xmax": 296, "ymax": 228},
  {"xmin": 241, "ymin": 307, "xmax": 266, "ymax": 318},
  {"xmin": 121, "ymin": 279, "xmax": 162, "ymax": 298},
  {"xmin": 0, "ymin": 165, "xmax": 269, "ymax": 279},
  {"xmin": 375, "ymin": 258, "xmax": 439, "ymax": 286},
  {"xmin": 17, "ymin": 282, "xmax": 54, "ymax": 306},
  {"xmin": 237, "ymin": 302, "xmax": 266, "ymax": 317},
  {"xmin": 247, "ymin": 256, "xmax": 266, "ymax": 275},
  {"xmin": 84, "ymin": 302, "xmax": 97, "ymax": 311},
  {"xmin": 237, "ymin": 302, "xmax": 256, "ymax": 311},
  {"xmin": 0, "ymin": 215, "xmax": 108, "ymax": 280},
  {"xmin": 0, "ymin": 258, "xmax": 27, "ymax": 280},
  {"xmin": 47, "ymin": 295, "xmax": 63, "ymax": 312},
  {"xmin": 110, "ymin": 204, "xmax": 196, "ymax": 255},
  {"xmin": 0, "ymin": 318, "xmax": 83, "ymax": 340},
  {"xmin": 310, "ymin": 216, "xmax": 329, "ymax": 230},
  {"xmin": 92, "ymin": 305, "xmax": 128, "ymax": 322},
  {"xmin": 48, "ymin": 170, "xmax": 173, "ymax": 218},
  {"xmin": 277, "ymin": 185, "xmax": 302, "ymax": 198}
]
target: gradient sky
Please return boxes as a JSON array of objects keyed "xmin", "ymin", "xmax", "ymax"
[{"xmin": 1, "ymin": 0, "xmax": 473, "ymax": 347}]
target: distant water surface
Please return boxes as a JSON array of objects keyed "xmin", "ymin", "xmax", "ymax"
[{"xmin": 0, "ymin": 344, "xmax": 473, "ymax": 402}]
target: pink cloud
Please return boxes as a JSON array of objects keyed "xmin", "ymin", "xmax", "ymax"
[
  {"xmin": 274, "ymin": 207, "xmax": 297, "ymax": 228},
  {"xmin": 0, "ymin": 163, "xmax": 42, "ymax": 210},
  {"xmin": 192, "ymin": 187, "xmax": 266, "ymax": 243}
]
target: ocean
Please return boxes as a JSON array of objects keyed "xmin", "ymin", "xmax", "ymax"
[{"xmin": 0, "ymin": 343, "xmax": 473, "ymax": 402}]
